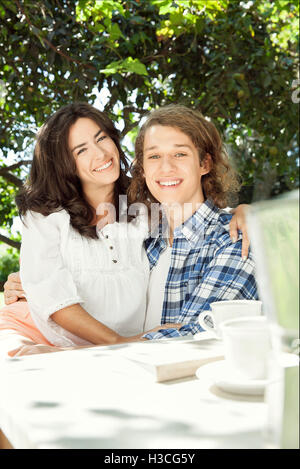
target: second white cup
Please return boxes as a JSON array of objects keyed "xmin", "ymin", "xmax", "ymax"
[
  {"xmin": 198, "ymin": 300, "xmax": 262, "ymax": 338},
  {"xmin": 220, "ymin": 316, "xmax": 271, "ymax": 380}
]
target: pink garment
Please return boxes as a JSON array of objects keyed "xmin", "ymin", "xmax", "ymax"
[{"xmin": 0, "ymin": 301, "xmax": 53, "ymax": 346}]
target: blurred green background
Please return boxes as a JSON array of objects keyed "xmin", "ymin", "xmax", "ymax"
[{"xmin": 0, "ymin": 0, "xmax": 299, "ymax": 289}]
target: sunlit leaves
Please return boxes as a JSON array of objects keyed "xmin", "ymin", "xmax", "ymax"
[
  {"xmin": 257, "ymin": 0, "xmax": 299, "ymax": 50},
  {"xmin": 101, "ymin": 57, "xmax": 148, "ymax": 76}
]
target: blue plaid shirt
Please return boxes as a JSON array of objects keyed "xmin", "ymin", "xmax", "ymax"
[{"xmin": 143, "ymin": 199, "xmax": 258, "ymax": 340}]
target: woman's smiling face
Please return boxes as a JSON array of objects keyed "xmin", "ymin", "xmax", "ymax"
[
  {"xmin": 142, "ymin": 125, "xmax": 209, "ymax": 207},
  {"xmin": 68, "ymin": 117, "xmax": 120, "ymax": 191}
]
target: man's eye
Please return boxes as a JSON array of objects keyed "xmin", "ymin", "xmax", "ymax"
[
  {"xmin": 175, "ymin": 153, "xmax": 186, "ymax": 157},
  {"xmin": 97, "ymin": 135, "xmax": 107, "ymax": 143},
  {"xmin": 149, "ymin": 155, "xmax": 159, "ymax": 159}
]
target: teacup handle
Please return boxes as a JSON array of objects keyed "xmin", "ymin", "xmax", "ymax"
[{"xmin": 198, "ymin": 312, "xmax": 215, "ymax": 332}]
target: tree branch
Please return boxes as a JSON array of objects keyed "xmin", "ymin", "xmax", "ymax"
[
  {"xmin": 0, "ymin": 234, "xmax": 21, "ymax": 250},
  {"xmin": 120, "ymin": 106, "xmax": 148, "ymax": 138},
  {"xmin": 0, "ymin": 171, "xmax": 23, "ymax": 187},
  {"xmin": 121, "ymin": 122, "xmax": 138, "ymax": 139},
  {"xmin": 0, "ymin": 160, "xmax": 32, "ymax": 173}
]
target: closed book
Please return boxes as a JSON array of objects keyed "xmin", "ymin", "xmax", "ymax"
[{"xmin": 119, "ymin": 335, "xmax": 224, "ymax": 382}]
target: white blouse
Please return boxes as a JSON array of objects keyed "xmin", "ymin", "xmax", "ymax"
[{"xmin": 20, "ymin": 210, "xmax": 150, "ymax": 347}]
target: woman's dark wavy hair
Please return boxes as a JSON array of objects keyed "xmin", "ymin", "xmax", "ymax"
[{"xmin": 16, "ymin": 102, "xmax": 131, "ymax": 239}]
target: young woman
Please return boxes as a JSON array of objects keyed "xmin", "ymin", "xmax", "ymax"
[
  {"xmin": 1, "ymin": 103, "xmax": 249, "ymax": 356},
  {"xmin": 0, "ymin": 102, "xmax": 178, "ymax": 355}
]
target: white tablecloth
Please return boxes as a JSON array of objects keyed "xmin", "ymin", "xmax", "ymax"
[{"xmin": 0, "ymin": 337, "xmax": 267, "ymax": 449}]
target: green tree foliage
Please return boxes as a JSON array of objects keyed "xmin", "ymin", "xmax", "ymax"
[
  {"xmin": 0, "ymin": 0, "xmax": 299, "ymax": 248},
  {"xmin": 0, "ymin": 247, "xmax": 20, "ymax": 284}
]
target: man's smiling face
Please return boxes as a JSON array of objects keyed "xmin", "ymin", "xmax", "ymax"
[{"xmin": 143, "ymin": 125, "xmax": 210, "ymax": 208}]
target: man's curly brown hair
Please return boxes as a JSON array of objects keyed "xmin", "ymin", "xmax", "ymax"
[{"xmin": 128, "ymin": 104, "xmax": 240, "ymax": 209}]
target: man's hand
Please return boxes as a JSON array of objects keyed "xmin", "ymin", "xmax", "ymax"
[
  {"xmin": 4, "ymin": 271, "xmax": 26, "ymax": 305},
  {"xmin": 229, "ymin": 204, "xmax": 250, "ymax": 260}
]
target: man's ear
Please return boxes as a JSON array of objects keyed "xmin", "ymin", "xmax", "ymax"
[{"xmin": 200, "ymin": 153, "xmax": 212, "ymax": 175}]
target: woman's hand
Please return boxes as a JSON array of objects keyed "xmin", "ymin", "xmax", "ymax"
[
  {"xmin": 4, "ymin": 271, "xmax": 26, "ymax": 305},
  {"xmin": 8, "ymin": 343, "xmax": 66, "ymax": 357},
  {"xmin": 8, "ymin": 342, "xmax": 94, "ymax": 357},
  {"xmin": 148, "ymin": 323, "xmax": 183, "ymax": 332},
  {"xmin": 118, "ymin": 323, "xmax": 184, "ymax": 343},
  {"xmin": 8, "ymin": 323, "xmax": 184, "ymax": 353},
  {"xmin": 229, "ymin": 204, "xmax": 250, "ymax": 260}
]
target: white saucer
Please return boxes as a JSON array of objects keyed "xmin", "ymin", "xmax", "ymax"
[{"xmin": 196, "ymin": 360, "xmax": 267, "ymax": 396}]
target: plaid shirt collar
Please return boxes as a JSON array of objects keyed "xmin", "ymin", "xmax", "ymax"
[{"xmin": 146, "ymin": 199, "xmax": 219, "ymax": 252}]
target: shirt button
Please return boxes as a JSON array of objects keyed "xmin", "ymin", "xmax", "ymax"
[
  {"xmin": 109, "ymin": 246, "xmax": 114, "ymax": 250},
  {"xmin": 105, "ymin": 235, "xmax": 109, "ymax": 239},
  {"xmin": 112, "ymin": 259, "xmax": 117, "ymax": 263}
]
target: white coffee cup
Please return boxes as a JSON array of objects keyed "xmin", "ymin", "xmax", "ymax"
[
  {"xmin": 198, "ymin": 300, "xmax": 262, "ymax": 338},
  {"xmin": 220, "ymin": 316, "xmax": 271, "ymax": 380}
]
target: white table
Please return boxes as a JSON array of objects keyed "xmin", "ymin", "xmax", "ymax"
[{"xmin": 0, "ymin": 337, "xmax": 267, "ymax": 449}]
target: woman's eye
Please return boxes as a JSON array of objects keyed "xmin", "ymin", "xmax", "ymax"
[
  {"xmin": 77, "ymin": 147, "xmax": 87, "ymax": 156},
  {"xmin": 175, "ymin": 152, "xmax": 186, "ymax": 157},
  {"xmin": 149, "ymin": 155, "xmax": 159, "ymax": 159}
]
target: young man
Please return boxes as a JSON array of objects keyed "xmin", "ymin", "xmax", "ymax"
[{"xmin": 128, "ymin": 104, "xmax": 258, "ymax": 340}]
